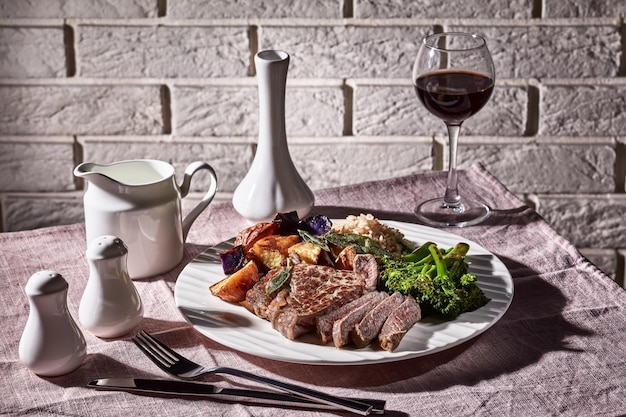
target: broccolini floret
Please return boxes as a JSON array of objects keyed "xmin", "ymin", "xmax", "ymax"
[{"xmin": 379, "ymin": 242, "xmax": 490, "ymax": 319}]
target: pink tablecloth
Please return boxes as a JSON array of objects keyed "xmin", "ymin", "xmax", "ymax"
[{"xmin": 2, "ymin": 164, "xmax": 625, "ymax": 416}]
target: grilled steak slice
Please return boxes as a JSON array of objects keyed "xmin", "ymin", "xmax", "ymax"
[
  {"xmin": 269, "ymin": 263, "xmax": 365, "ymax": 340},
  {"xmin": 352, "ymin": 254, "xmax": 378, "ymax": 291},
  {"xmin": 245, "ymin": 268, "xmax": 282, "ymax": 320},
  {"xmin": 332, "ymin": 292, "xmax": 389, "ymax": 348},
  {"xmin": 316, "ymin": 291, "xmax": 383, "ymax": 344},
  {"xmin": 379, "ymin": 296, "xmax": 421, "ymax": 352},
  {"xmin": 351, "ymin": 291, "xmax": 405, "ymax": 348},
  {"xmin": 272, "ymin": 308, "xmax": 315, "ymax": 340}
]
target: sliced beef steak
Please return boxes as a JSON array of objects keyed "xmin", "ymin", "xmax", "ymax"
[
  {"xmin": 316, "ymin": 291, "xmax": 382, "ymax": 344},
  {"xmin": 351, "ymin": 291, "xmax": 405, "ymax": 348},
  {"xmin": 265, "ymin": 263, "xmax": 365, "ymax": 340},
  {"xmin": 352, "ymin": 254, "xmax": 378, "ymax": 291},
  {"xmin": 378, "ymin": 296, "xmax": 421, "ymax": 352},
  {"xmin": 244, "ymin": 269, "xmax": 281, "ymax": 320},
  {"xmin": 332, "ymin": 292, "xmax": 389, "ymax": 348}
]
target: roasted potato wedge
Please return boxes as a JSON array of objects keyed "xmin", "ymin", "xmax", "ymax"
[
  {"xmin": 329, "ymin": 244, "xmax": 345, "ymax": 261},
  {"xmin": 234, "ymin": 222, "xmax": 281, "ymax": 252},
  {"xmin": 288, "ymin": 241, "xmax": 323, "ymax": 265},
  {"xmin": 334, "ymin": 245, "xmax": 357, "ymax": 270},
  {"xmin": 210, "ymin": 260, "xmax": 260, "ymax": 303},
  {"xmin": 249, "ymin": 234, "xmax": 301, "ymax": 269}
]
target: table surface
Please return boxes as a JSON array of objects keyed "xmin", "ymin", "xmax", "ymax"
[{"xmin": 2, "ymin": 164, "xmax": 625, "ymax": 416}]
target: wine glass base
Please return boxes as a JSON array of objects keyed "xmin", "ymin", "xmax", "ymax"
[{"xmin": 414, "ymin": 197, "xmax": 490, "ymax": 227}]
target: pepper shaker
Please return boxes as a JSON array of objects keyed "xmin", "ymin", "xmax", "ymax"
[
  {"xmin": 19, "ymin": 270, "xmax": 86, "ymax": 376},
  {"xmin": 79, "ymin": 235, "xmax": 143, "ymax": 338}
]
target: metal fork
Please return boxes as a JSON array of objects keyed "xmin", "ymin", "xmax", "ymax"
[{"xmin": 131, "ymin": 330, "xmax": 374, "ymax": 416}]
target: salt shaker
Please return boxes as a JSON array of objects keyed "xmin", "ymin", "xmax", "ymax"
[
  {"xmin": 19, "ymin": 270, "xmax": 87, "ymax": 376},
  {"xmin": 79, "ymin": 235, "xmax": 143, "ymax": 338}
]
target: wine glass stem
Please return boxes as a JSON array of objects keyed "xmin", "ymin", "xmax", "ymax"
[{"xmin": 444, "ymin": 122, "xmax": 462, "ymax": 207}]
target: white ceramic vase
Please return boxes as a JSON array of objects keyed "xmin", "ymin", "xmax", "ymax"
[
  {"xmin": 79, "ymin": 235, "xmax": 143, "ymax": 338},
  {"xmin": 232, "ymin": 50, "xmax": 314, "ymax": 223},
  {"xmin": 19, "ymin": 271, "xmax": 87, "ymax": 377}
]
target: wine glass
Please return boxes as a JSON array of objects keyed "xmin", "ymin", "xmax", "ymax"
[{"xmin": 412, "ymin": 32, "xmax": 495, "ymax": 227}]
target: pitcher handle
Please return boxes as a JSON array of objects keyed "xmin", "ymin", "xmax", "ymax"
[{"xmin": 179, "ymin": 161, "xmax": 218, "ymax": 241}]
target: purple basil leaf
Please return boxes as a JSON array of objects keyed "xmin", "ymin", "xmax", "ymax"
[{"xmin": 299, "ymin": 214, "xmax": 332, "ymax": 236}]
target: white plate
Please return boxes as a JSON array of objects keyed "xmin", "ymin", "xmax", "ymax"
[{"xmin": 174, "ymin": 220, "xmax": 514, "ymax": 365}]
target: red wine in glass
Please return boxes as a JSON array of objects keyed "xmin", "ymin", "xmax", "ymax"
[{"xmin": 414, "ymin": 70, "xmax": 494, "ymax": 124}]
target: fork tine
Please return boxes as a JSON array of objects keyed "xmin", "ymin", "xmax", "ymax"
[
  {"xmin": 138, "ymin": 331, "xmax": 180, "ymax": 361},
  {"xmin": 132, "ymin": 331, "xmax": 180, "ymax": 372}
]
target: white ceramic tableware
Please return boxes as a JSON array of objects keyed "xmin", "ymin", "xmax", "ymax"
[
  {"xmin": 79, "ymin": 235, "xmax": 143, "ymax": 338},
  {"xmin": 74, "ymin": 159, "xmax": 218, "ymax": 279},
  {"xmin": 19, "ymin": 270, "xmax": 87, "ymax": 376},
  {"xmin": 232, "ymin": 50, "xmax": 314, "ymax": 223}
]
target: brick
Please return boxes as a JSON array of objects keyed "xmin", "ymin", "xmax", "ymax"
[
  {"xmin": 353, "ymin": 83, "xmax": 527, "ymax": 136},
  {"xmin": 79, "ymin": 138, "xmax": 253, "ymax": 193},
  {"xmin": 357, "ymin": 0, "xmax": 532, "ymax": 18},
  {"xmin": 168, "ymin": 0, "xmax": 343, "ymax": 18},
  {"xmin": 0, "ymin": 0, "xmax": 157, "ymax": 18},
  {"xmin": 174, "ymin": 86, "xmax": 256, "ymax": 136},
  {"xmin": 77, "ymin": 26, "xmax": 249, "ymax": 78},
  {"xmin": 0, "ymin": 27, "xmax": 66, "ymax": 78},
  {"xmin": 536, "ymin": 195, "xmax": 626, "ymax": 248},
  {"xmin": 174, "ymin": 85, "xmax": 344, "ymax": 137},
  {"xmin": 446, "ymin": 24, "xmax": 621, "ymax": 78},
  {"xmin": 0, "ymin": 138, "xmax": 76, "ymax": 192},
  {"xmin": 288, "ymin": 141, "xmax": 433, "ymax": 189},
  {"xmin": 457, "ymin": 141, "xmax": 616, "ymax": 194},
  {"xmin": 352, "ymin": 84, "xmax": 419, "ymax": 137},
  {"xmin": 540, "ymin": 83, "xmax": 626, "ymax": 136},
  {"xmin": 1, "ymin": 193, "xmax": 84, "ymax": 231},
  {"xmin": 0, "ymin": 85, "xmax": 163, "ymax": 135},
  {"xmin": 286, "ymin": 87, "xmax": 345, "ymax": 137},
  {"xmin": 258, "ymin": 26, "xmax": 431, "ymax": 78},
  {"xmin": 544, "ymin": 0, "xmax": 626, "ymax": 17}
]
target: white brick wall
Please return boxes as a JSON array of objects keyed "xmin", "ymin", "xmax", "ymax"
[{"xmin": 0, "ymin": 0, "xmax": 625, "ymax": 286}]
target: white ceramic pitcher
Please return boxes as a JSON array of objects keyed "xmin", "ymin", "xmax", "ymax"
[{"xmin": 74, "ymin": 159, "xmax": 218, "ymax": 279}]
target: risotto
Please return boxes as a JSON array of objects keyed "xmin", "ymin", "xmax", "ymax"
[{"xmin": 332, "ymin": 213, "xmax": 415, "ymax": 256}]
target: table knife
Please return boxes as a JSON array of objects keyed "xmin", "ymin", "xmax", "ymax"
[{"xmin": 88, "ymin": 378, "xmax": 385, "ymax": 415}]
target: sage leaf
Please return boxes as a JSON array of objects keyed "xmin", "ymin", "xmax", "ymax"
[
  {"xmin": 266, "ymin": 267, "xmax": 291, "ymax": 295},
  {"xmin": 298, "ymin": 229, "xmax": 330, "ymax": 252}
]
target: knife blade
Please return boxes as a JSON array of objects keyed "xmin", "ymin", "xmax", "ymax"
[{"xmin": 88, "ymin": 378, "xmax": 386, "ymax": 415}]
